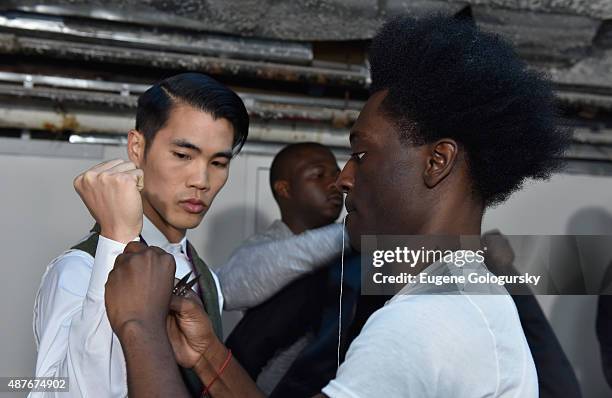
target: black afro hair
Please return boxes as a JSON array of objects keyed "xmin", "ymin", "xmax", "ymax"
[{"xmin": 368, "ymin": 14, "xmax": 571, "ymax": 206}]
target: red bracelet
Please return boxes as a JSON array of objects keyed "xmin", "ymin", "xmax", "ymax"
[{"xmin": 201, "ymin": 349, "xmax": 232, "ymax": 397}]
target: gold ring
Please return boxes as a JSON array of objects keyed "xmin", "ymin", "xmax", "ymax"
[{"xmin": 136, "ymin": 175, "xmax": 144, "ymax": 191}]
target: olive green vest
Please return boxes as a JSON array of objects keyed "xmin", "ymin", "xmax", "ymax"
[{"xmin": 71, "ymin": 225, "xmax": 223, "ymax": 397}]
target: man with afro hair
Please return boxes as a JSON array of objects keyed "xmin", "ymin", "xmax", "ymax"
[{"xmin": 93, "ymin": 14, "xmax": 572, "ymax": 398}]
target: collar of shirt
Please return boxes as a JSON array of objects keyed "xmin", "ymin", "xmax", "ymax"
[
  {"xmin": 141, "ymin": 216, "xmax": 198, "ymax": 294},
  {"xmin": 141, "ymin": 216, "xmax": 188, "ymax": 256},
  {"xmin": 268, "ymin": 219, "xmax": 295, "ymax": 239}
]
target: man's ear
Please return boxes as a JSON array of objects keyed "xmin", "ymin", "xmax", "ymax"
[
  {"xmin": 273, "ymin": 180, "xmax": 291, "ymax": 200},
  {"xmin": 127, "ymin": 129, "xmax": 145, "ymax": 167},
  {"xmin": 422, "ymin": 139, "xmax": 458, "ymax": 188}
]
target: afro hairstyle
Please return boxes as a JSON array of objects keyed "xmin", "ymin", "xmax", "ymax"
[{"xmin": 368, "ymin": 14, "xmax": 571, "ymax": 206}]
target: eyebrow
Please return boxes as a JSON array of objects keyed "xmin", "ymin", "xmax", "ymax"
[
  {"xmin": 304, "ymin": 162, "xmax": 341, "ymax": 171},
  {"xmin": 172, "ymin": 139, "xmax": 201, "ymax": 153},
  {"xmin": 171, "ymin": 139, "xmax": 233, "ymax": 159}
]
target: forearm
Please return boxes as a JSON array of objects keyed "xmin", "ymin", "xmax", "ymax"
[
  {"xmin": 194, "ymin": 337, "xmax": 265, "ymax": 398},
  {"xmin": 219, "ymin": 223, "xmax": 345, "ymax": 310},
  {"xmin": 119, "ymin": 321, "xmax": 190, "ymax": 398}
]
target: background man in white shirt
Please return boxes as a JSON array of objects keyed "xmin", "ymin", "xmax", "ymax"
[
  {"xmin": 87, "ymin": 14, "xmax": 571, "ymax": 398},
  {"xmin": 219, "ymin": 142, "xmax": 348, "ymax": 396},
  {"xmin": 31, "ymin": 72, "xmax": 249, "ymax": 397}
]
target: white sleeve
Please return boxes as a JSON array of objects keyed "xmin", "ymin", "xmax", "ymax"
[
  {"xmin": 217, "ymin": 223, "xmax": 347, "ymax": 311},
  {"xmin": 31, "ymin": 236, "xmax": 129, "ymax": 398}
]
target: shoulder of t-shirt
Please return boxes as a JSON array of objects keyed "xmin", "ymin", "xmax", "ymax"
[
  {"xmin": 367, "ymin": 294, "xmax": 515, "ymax": 348},
  {"xmin": 389, "ymin": 292, "xmax": 516, "ymax": 319}
]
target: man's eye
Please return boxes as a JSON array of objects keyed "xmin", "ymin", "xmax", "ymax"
[
  {"xmin": 173, "ymin": 152, "xmax": 191, "ymax": 160},
  {"xmin": 352, "ymin": 152, "xmax": 366, "ymax": 162},
  {"xmin": 212, "ymin": 160, "xmax": 228, "ymax": 168}
]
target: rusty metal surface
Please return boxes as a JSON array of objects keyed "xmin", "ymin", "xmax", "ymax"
[
  {"xmin": 472, "ymin": 6, "xmax": 600, "ymax": 64},
  {"xmin": 458, "ymin": 0, "xmax": 612, "ymax": 20},
  {"xmin": 0, "ymin": 72, "xmax": 363, "ymax": 128},
  {"xmin": 0, "ymin": 12, "xmax": 313, "ymax": 64},
  {"xmin": 2, "ymin": 0, "xmax": 382, "ymax": 40},
  {"xmin": 0, "ymin": 33, "xmax": 368, "ymax": 88},
  {"xmin": 3, "ymin": 0, "xmax": 612, "ymax": 41},
  {"xmin": 0, "ymin": 0, "xmax": 610, "ymax": 156}
]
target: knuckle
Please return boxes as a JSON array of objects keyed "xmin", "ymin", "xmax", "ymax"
[
  {"xmin": 150, "ymin": 246, "xmax": 165, "ymax": 256},
  {"xmin": 116, "ymin": 173, "xmax": 132, "ymax": 185},
  {"xmin": 162, "ymin": 252, "xmax": 176, "ymax": 267},
  {"xmin": 96, "ymin": 172, "xmax": 109, "ymax": 184},
  {"xmin": 143, "ymin": 248, "xmax": 155, "ymax": 260},
  {"xmin": 83, "ymin": 171, "xmax": 95, "ymax": 183}
]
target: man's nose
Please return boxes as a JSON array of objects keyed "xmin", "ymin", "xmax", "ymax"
[
  {"xmin": 335, "ymin": 161, "xmax": 355, "ymax": 193},
  {"xmin": 189, "ymin": 167, "xmax": 210, "ymax": 191},
  {"xmin": 326, "ymin": 174, "xmax": 341, "ymax": 194}
]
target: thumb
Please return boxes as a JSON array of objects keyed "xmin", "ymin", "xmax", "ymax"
[
  {"xmin": 169, "ymin": 292, "xmax": 202, "ymax": 316},
  {"xmin": 169, "ymin": 294, "xmax": 190, "ymax": 314}
]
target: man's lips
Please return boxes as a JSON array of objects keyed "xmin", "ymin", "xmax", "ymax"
[
  {"xmin": 179, "ymin": 199, "xmax": 206, "ymax": 214},
  {"xmin": 328, "ymin": 193, "xmax": 343, "ymax": 206}
]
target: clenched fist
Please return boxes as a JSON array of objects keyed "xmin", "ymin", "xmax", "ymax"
[
  {"xmin": 74, "ymin": 159, "xmax": 144, "ymax": 243},
  {"xmin": 105, "ymin": 242, "xmax": 176, "ymax": 335}
]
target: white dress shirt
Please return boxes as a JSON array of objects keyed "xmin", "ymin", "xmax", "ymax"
[{"xmin": 30, "ymin": 217, "xmax": 223, "ymax": 398}]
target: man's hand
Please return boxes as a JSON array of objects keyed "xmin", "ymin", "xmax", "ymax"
[
  {"xmin": 105, "ymin": 242, "xmax": 176, "ymax": 336},
  {"xmin": 482, "ymin": 229, "xmax": 516, "ymax": 275},
  {"xmin": 167, "ymin": 291, "xmax": 217, "ymax": 369},
  {"xmin": 73, "ymin": 159, "xmax": 144, "ymax": 243}
]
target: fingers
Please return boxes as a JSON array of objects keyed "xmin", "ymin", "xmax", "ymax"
[
  {"xmin": 74, "ymin": 160, "xmax": 144, "ymax": 193},
  {"xmin": 123, "ymin": 241, "xmax": 148, "ymax": 254},
  {"xmin": 116, "ymin": 245, "xmax": 175, "ymax": 276},
  {"xmin": 107, "ymin": 160, "xmax": 138, "ymax": 174},
  {"xmin": 122, "ymin": 169, "xmax": 145, "ymax": 191},
  {"xmin": 74, "ymin": 159, "xmax": 124, "ymax": 182},
  {"xmin": 74, "ymin": 159, "xmax": 130, "ymax": 188},
  {"xmin": 169, "ymin": 291, "xmax": 204, "ymax": 314},
  {"xmin": 91, "ymin": 158, "xmax": 125, "ymax": 172},
  {"xmin": 106, "ymin": 161, "xmax": 144, "ymax": 191}
]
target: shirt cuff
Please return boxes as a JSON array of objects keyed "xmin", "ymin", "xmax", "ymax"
[{"xmin": 86, "ymin": 235, "xmax": 136, "ymax": 299}]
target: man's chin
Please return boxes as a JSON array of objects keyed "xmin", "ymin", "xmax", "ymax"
[
  {"xmin": 345, "ymin": 215, "xmax": 362, "ymax": 252},
  {"xmin": 173, "ymin": 212, "xmax": 206, "ymax": 230}
]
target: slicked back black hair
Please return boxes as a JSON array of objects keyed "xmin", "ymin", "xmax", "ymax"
[
  {"xmin": 368, "ymin": 14, "xmax": 571, "ymax": 206},
  {"xmin": 136, "ymin": 72, "xmax": 249, "ymax": 156}
]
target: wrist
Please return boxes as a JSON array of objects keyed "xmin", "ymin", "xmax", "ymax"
[
  {"xmin": 115, "ymin": 319, "xmax": 165, "ymax": 341},
  {"xmin": 193, "ymin": 336, "xmax": 227, "ymax": 377},
  {"xmin": 100, "ymin": 227, "xmax": 139, "ymax": 244}
]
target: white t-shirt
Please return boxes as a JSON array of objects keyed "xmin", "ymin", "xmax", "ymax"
[{"xmin": 322, "ymin": 261, "xmax": 538, "ymax": 398}]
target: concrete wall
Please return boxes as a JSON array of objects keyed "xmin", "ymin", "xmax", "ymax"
[{"xmin": 1, "ymin": 138, "xmax": 611, "ymax": 397}]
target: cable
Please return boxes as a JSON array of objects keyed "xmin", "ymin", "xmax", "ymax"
[{"xmin": 337, "ymin": 215, "xmax": 347, "ymax": 370}]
